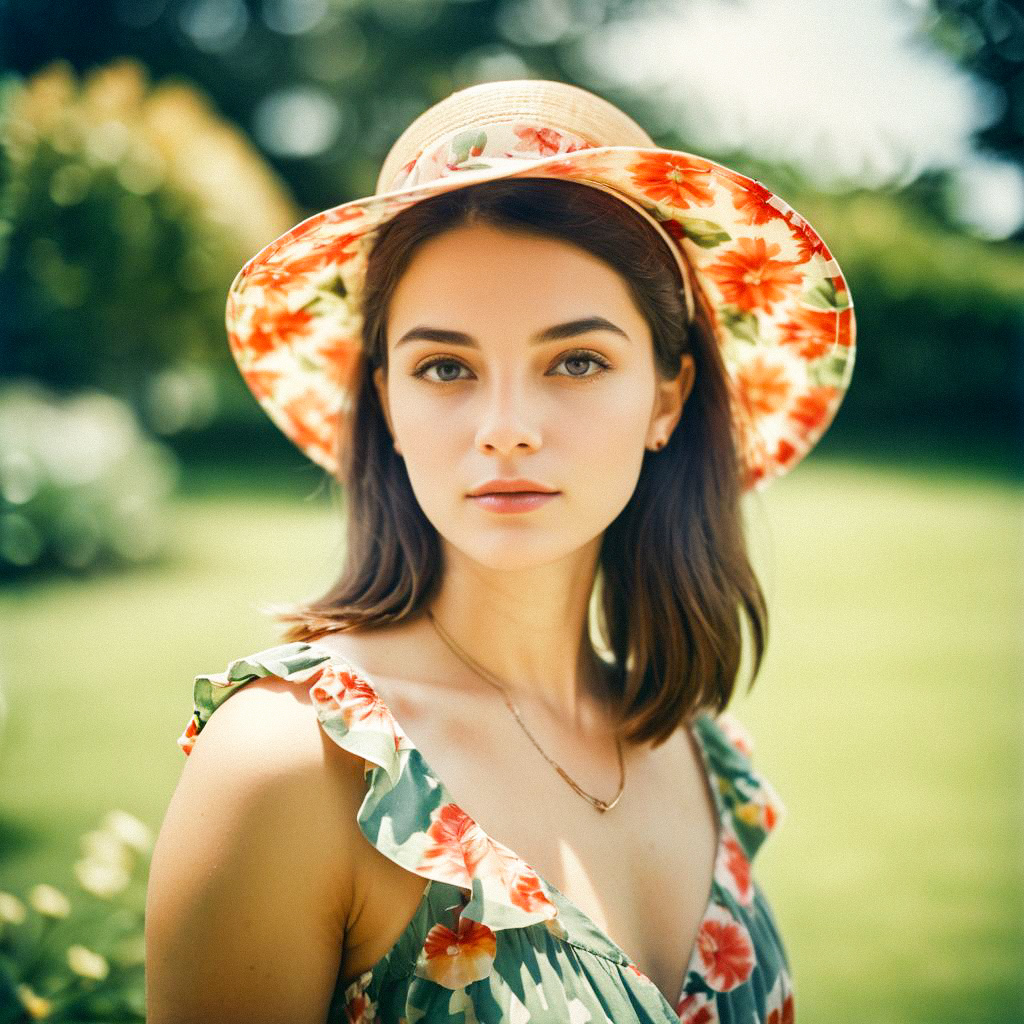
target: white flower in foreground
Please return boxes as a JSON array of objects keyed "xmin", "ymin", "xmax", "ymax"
[
  {"xmin": 67, "ymin": 943, "xmax": 110, "ymax": 980},
  {"xmin": 28, "ymin": 883, "xmax": 70, "ymax": 918},
  {"xmin": 16, "ymin": 983, "xmax": 52, "ymax": 1018},
  {"xmin": 102, "ymin": 809, "xmax": 153, "ymax": 854},
  {"xmin": 0, "ymin": 891, "xmax": 27, "ymax": 924},
  {"xmin": 81, "ymin": 828, "xmax": 133, "ymax": 871},
  {"xmin": 74, "ymin": 855, "xmax": 131, "ymax": 898}
]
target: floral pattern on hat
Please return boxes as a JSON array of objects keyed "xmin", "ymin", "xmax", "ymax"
[{"xmin": 225, "ymin": 120, "xmax": 854, "ymax": 491}]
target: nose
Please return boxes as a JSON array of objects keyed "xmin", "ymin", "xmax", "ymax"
[{"xmin": 473, "ymin": 381, "xmax": 543, "ymax": 455}]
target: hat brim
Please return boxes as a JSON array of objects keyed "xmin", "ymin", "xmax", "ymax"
[{"xmin": 226, "ymin": 144, "xmax": 854, "ymax": 491}]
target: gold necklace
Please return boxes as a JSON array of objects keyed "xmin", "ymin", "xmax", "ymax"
[{"xmin": 425, "ymin": 608, "xmax": 625, "ymax": 813}]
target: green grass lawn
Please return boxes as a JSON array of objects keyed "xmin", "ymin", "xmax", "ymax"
[{"xmin": 0, "ymin": 452, "xmax": 1020, "ymax": 1023}]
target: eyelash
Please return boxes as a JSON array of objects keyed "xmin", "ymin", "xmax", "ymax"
[{"xmin": 411, "ymin": 348, "xmax": 613, "ymax": 384}]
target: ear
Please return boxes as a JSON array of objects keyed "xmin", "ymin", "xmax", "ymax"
[
  {"xmin": 646, "ymin": 354, "xmax": 695, "ymax": 451},
  {"xmin": 373, "ymin": 365, "xmax": 400, "ymax": 454}
]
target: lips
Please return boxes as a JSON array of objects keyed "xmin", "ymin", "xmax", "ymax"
[{"xmin": 468, "ymin": 479, "xmax": 559, "ymax": 496}]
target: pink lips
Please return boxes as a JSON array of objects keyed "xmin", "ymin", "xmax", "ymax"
[{"xmin": 468, "ymin": 492, "xmax": 559, "ymax": 513}]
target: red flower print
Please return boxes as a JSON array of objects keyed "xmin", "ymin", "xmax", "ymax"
[
  {"xmin": 721, "ymin": 834, "xmax": 752, "ymax": 906},
  {"xmin": 418, "ymin": 804, "xmax": 557, "ymax": 918},
  {"xmin": 774, "ymin": 439, "xmax": 799, "ymax": 469},
  {"xmin": 177, "ymin": 716, "xmax": 199, "ymax": 756},
  {"xmin": 344, "ymin": 988, "xmax": 379, "ymax": 1024},
  {"xmin": 693, "ymin": 904, "xmax": 755, "ymax": 992},
  {"xmin": 734, "ymin": 353, "xmax": 796, "ymax": 420},
  {"xmin": 675, "ymin": 990, "xmax": 718, "ymax": 1023},
  {"xmin": 418, "ymin": 803, "xmax": 496, "ymax": 886},
  {"xmin": 242, "ymin": 294, "xmax": 314, "ymax": 358},
  {"xmin": 787, "ymin": 386, "xmax": 840, "ymax": 433},
  {"xmin": 240, "ymin": 263, "xmax": 293, "ymax": 291},
  {"xmin": 513, "ymin": 124, "xmax": 563, "ymax": 156},
  {"xmin": 766, "ymin": 990, "xmax": 795, "ymax": 1024},
  {"xmin": 418, "ymin": 915, "xmax": 497, "ymax": 989},
  {"xmin": 705, "ymin": 237, "xmax": 802, "ymax": 313},
  {"xmin": 276, "ymin": 386, "xmax": 337, "ymax": 467},
  {"xmin": 778, "ymin": 305, "xmax": 852, "ymax": 358},
  {"xmin": 720, "ymin": 176, "xmax": 777, "ymax": 226},
  {"xmin": 789, "ymin": 214, "xmax": 834, "ymax": 263},
  {"xmin": 316, "ymin": 336, "xmax": 360, "ymax": 392},
  {"xmin": 309, "ymin": 666, "xmax": 406, "ymax": 753},
  {"xmin": 321, "ymin": 204, "xmax": 367, "ymax": 226},
  {"xmin": 242, "ymin": 365, "xmax": 283, "ymax": 401},
  {"xmin": 282, "ymin": 232, "xmax": 361, "ymax": 278},
  {"xmin": 630, "ymin": 152, "xmax": 716, "ymax": 209}
]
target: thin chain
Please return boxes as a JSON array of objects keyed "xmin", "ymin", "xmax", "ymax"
[{"xmin": 425, "ymin": 608, "xmax": 625, "ymax": 813}]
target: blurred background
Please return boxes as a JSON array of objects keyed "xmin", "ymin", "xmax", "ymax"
[{"xmin": 0, "ymin": 0, "xmax": 1021, "ymax": 1020}]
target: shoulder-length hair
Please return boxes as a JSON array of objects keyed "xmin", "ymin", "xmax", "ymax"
[{"xmin": 272, "ymin": 177, "xmax": 768, "ymax": 748}]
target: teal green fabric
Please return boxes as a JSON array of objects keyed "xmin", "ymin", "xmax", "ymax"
[{"xmin": 179, "ymin": 642, "xmax": 795, "ymax": 1023}]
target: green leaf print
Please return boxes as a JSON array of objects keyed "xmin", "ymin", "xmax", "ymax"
[
  {"xmin": 801, "ymin": 277, "xmax": 850, "ymax": 311},
  {"xmin": 678, "ymin": 217, "xmax": 732, "ymax": 248},
  {"xmin": 450, "ymin": 128, "xmax": 488, "ymax": 164},
  {"xmin": 720, "ymin": 306, "xmax": 760, "ymax": 344}
]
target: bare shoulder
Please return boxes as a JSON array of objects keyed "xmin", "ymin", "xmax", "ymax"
[{"xmin": 146, "ymin": 673, "xmax": 369, "ymax": 1023}]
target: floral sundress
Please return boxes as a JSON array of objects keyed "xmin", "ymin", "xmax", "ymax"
[{"xmin": 177, "ymin": 641, "xmax": 796, "ymax": 1023}]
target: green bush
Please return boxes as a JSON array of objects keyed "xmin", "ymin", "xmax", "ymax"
[{"xmin": 0, "ymin": 380, "xmax": 179, "ymax": 578}]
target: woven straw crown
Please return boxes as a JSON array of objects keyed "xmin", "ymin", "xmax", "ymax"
[{"xmin": 376, "ymin": 80, "xmax": 656, "ymax": 194}]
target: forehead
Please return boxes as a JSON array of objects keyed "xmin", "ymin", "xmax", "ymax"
[{"xmin": 388, "ymin": 222, "xmax": 644, "ymax": 331}]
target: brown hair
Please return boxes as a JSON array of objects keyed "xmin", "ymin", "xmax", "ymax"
[{"xmin": 272, "ymin": 177, "xmax": 768, "ymax": 748}]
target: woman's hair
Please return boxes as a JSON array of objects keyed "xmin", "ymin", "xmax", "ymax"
[{"xmin": 272, "ymin": 177, "xmax": 768, "ymax": 748}]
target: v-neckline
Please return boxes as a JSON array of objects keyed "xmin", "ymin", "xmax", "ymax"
[{"xmin": 304, "ymin": 640, "xmax": 728, "ymax": 1016}]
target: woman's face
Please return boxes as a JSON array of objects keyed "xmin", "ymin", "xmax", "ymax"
[{"xmin": 374, "ymin": 221, "xmax": 695, "ymax": 570}]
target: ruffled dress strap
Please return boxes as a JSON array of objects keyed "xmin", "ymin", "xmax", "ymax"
[
  {"xmin": 692, "ymin": 709, "xmax": 787, "ymax": 864},
  {"xmin": 177, "ymin": 641, "xmax": 565, "ymax": 940}
]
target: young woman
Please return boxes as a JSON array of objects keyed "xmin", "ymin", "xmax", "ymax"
[{"xmin": 146, "ymin": 79, "xmax": 854, "ymax": 1024}]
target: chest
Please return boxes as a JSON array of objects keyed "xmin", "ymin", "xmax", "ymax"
[{"xmin": 343, "ymin": 676, "xmax": 720, "ymax": 1005}]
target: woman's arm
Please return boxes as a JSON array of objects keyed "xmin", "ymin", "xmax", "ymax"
[{"xmin": 145, "ymin": 678, "xmax": 366, "ymax": 1024}]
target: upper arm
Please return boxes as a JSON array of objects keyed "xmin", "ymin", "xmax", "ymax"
[{"xmin": 145, "ymin": 679, "xmax": 367, "ymax": 1024}]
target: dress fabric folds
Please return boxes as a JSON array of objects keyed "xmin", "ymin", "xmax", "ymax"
[{"xmin": 178, "ymin": 641, "xmax": 796, "ymax": 1023}]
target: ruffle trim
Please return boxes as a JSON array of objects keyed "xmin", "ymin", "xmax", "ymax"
[
  {"xmin": 694, "ymin": 710, "xmax": 787, "ymax": 862},
  {"xmin": 175, "ymin": 643, "xmax": 785, "ymax": 941},
  {"xmin": 177, "ymin": 641, "xmax": 562, "ymax": 937}
]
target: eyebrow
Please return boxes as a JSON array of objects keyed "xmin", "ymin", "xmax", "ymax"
[{"xmin": 394, "ymin": 316, "xmax": 630, "ymax": 349}]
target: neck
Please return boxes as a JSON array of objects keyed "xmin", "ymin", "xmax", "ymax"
[{"xmin": 425, "ymin": 540, "xmax": 615, "ymax": 734}]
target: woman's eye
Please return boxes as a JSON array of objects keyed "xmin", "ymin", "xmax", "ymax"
[
  {"xmin": 412, "ymin": 358, "xmax": 469, "ymax": 383},
  {"xmin": 412, "ymin": 350, "xmax": 611, "ymax": 383},
  {"xmin": 553, "ymin": 351, "xmax": 612, "ymax": 379}
]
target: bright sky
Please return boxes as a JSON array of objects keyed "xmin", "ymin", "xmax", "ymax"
[{"xmin": 576, "ymin": 0, "xmax": 1024, "ymax": 237}]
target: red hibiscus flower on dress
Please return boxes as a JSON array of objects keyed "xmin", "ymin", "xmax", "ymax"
[
  {"xmin": 767, "ymin": 990, "xmax": 795, "ymax": 1024},
  {"xmin": 418, "ymin": 804, "xmax": 556, "ymax": 918},
  {"xmin": 693, "ymin": 904, "xmax": 755, "ymax": 992},
  {"xmin": 720, "ymin": 833, "xmax": 753, "ymax": 907},
  {"xmin": 675, "ymin": 989, "xmax": 719, "ymax": 1023},
  {"xmin": 705, "ymin": 237, "xmax": 802, "ymax": 314},
  {"xmin": 417, "ymin": 914, "xmax": 497, "ymax": 989},
  {"xmin": 630, "ymin": 153, "xmax": 716, "ymax": 209}
]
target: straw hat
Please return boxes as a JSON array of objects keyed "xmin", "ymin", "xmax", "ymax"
[{"xmin": 225, "ymin": 79, "xmax": 855, "ymax": 491}]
